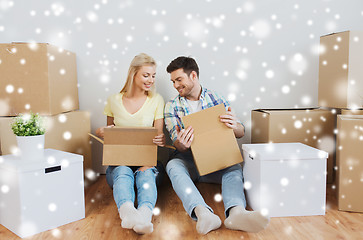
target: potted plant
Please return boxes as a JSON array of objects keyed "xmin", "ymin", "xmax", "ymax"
[{"xmin": 11, "ymin": 112, "xmax": 46, "ymax": 160}]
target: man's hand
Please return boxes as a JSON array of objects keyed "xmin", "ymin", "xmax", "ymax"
[
  {"xmin": 219, "ymin": 106, "xmax": 239, "ymax": 130},
  {"xmin": 219, "ymin": 107, "xmax": 245, "ymax": 138},
  {"xmin": 174, "ymin": 125, "xmax": 194, "ymax": 152},
  {"xmin": 153, "ymin": 133, "xmax": 166, "ymax": 147}
]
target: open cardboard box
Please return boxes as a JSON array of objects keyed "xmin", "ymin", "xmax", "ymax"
[
  {"xmin": 90, "ymin": 127, "xmax": 158, "ymax": 166},
  {"xmin": 182, "ymin": 104, "xmax": 243, "ymax": 176}
]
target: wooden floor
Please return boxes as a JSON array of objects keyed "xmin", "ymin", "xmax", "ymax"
[{"xmin": 1, "ymin": 175, "xmax": 362, "ymax": 240}]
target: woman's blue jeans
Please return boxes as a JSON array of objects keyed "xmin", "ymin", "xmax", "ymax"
[{"xmin": 106, "ymin": 163, "xmax": 162, "ymax": 211}]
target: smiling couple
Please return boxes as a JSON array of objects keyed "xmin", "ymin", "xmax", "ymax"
[{"xmin": 96, "ymin": 53, "xmax": 269, "ymax": 235}]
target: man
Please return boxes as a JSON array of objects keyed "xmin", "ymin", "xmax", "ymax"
[{"xmin": 164, "ymin": 56, "xmax": 270, "ymax": 235}]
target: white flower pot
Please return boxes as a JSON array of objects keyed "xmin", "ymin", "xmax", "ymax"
[{"xmin": 16, "ymin": 135, "xmax": 45, "ymax": 161}]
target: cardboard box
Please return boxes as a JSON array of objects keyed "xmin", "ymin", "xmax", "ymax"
[
  {"xmin": 318, "ymin": 31, "xmax": 363, "ymax": 108},
  {"xmin": 0, "ymin": 111, "xmax": 92, "ymax": 170},
  {"xmin": 341, "ymin": 109, "xmax": 363, "ymax": 115},
  {"xmin": 182, "ymin": 104, "xmax": 243, "ymax": 176},
  {"xmin": 99, "ymin": 127, "xmax": 157, "ymax": 166},
  {"xmin": 0, "ymin": 149, "xmax": 85, "ymax": 238},
  {"xmin": 0, "ymin": 42, "xmax": 79, "ymax": 116},
  {"xmin": 336, "ymin": 115, "xmax": 363, "ymax": 213},
  {"xmin": 251, "ymin": 108, "xmax": 336, "ymax": 183},
  {"xmin": 242, "ymin": 143, "xmax": 328, "ymax": 217}
]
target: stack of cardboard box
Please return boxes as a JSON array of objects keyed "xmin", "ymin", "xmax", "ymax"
[
  {"xmin": 318, "ymin": 31, "xmax": 363, "ymax": 213},
  {"xmin": 251, "ymin": 31, "xmax": 363, "ymax": 213},
  {"xmin": 0, "ymin": 43, "xmax": 92, "ymax": 170}
]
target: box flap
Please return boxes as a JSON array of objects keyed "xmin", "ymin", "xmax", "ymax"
[
  {"xmin": 104, "ymin": 127, "xmax": 157, "ymax": 145},
  {"xmin": 88, "ymin": 133, "xmax": 104, "ymax": 144},
  {"xmin": 242, "ymin": 143, "xmax": 328, "ymax": 161}
]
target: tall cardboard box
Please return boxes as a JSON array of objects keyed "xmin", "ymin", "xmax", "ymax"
[
  {"xmin": 242, "ymin": 143, "xmax": 327, "ymax": 217},
  {"xmin": 0, "ymin": 43, "xmax": 79, "ymax": 116},
  {"xmin": 318, "ymin": 31, "xmax": 363, "ymax": 109},
  {"xmin": 336, "ymin": 115, "xmax": 363, "ymax": 213},
  {"xmin": 0, "ymin": 111, "xmax": 92, "ymax": 170},
  {"xmin": 251, "ymin": 108, "xmax": 336, "ymax": 183}
]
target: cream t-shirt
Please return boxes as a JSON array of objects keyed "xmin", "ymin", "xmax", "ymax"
[{"xmin": 104, "ymin": 92, "xmax": 165, "ymax": 127}]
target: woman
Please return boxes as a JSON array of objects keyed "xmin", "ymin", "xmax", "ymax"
[{"xmin": 96, "ymin": 53, "xmax": 165, "ymax": 234}]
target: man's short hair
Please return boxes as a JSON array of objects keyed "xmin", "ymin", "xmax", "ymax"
[{"xmin": 166, "ymin": 56, "xmax": 199, "ymax": 77}]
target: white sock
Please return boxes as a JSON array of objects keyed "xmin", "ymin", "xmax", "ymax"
[
  {"xmin": 224, "ymin": 205, "xmax": 270, "ymax": 233},
  {"xmin": 133, "ymin": 206, "xmax": 154, "ymax": 234},
  {"xmin": 133, "ymin": 223, "xmax": 153, "ymax": 235},
  {"xmin": 118, "ymin": 202, "xmax": 142, "ymax": 229},
  {"xmin": 194, "ymin": 205, "xmax": 221, "ymax": 235}
]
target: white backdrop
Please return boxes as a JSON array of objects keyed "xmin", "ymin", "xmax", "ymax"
[{"xmin": 1, "ymin": 0, "xmax": 363, "ymax": 171}]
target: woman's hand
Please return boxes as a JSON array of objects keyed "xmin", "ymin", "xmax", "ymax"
[
  {"xmin": 153, "ymin": 133, "xmax": 165, "ymax": 147},
  {"xmin": 95, "ymin": 125, "xmax": 114, "ymax": 139}
]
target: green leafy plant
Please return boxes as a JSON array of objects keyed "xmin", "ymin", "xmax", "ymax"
[{"xmin": 11, "ymin": 112, "xmax": 45, "ymax": 136}]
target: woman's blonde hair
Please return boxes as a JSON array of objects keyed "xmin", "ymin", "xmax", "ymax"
[{"xmin": 120, "ymin": 53, "xmax": 156, "ymax": 97}]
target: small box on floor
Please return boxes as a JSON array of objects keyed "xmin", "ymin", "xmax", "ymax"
[
  {"xmin": 336, "ymin": 115, "xmax": 363, "ymax": 213},
  {"xmin": 0, "ymin": 149, "xmax": 85, "ymax": 238},
  {"xmin": 242, "ymin": 143, "xmax": 328, "ymax": 217}
]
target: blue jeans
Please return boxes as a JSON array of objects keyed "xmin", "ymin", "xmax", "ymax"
[
  {"xmin": 106, "ymin": 163, "xmax": 162, "ymax": 211},
  {"xmin": 166, "ymin": 151, "xmax": 246, "ymax": 220}
]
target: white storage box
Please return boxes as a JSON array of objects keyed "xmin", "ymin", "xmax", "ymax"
[
  {"xmin": 242, "ymin": 143, "xmax": 328, "ymax": 217},
  {"xmin": 0, "ymin": 149, "xmax": 85, "ymax": 238}
]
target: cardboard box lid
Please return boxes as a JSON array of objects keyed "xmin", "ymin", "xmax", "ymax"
[
  {"xmin": 0, "ymin": 149, "xmax": 83, "ymax": 173},
  {"xmin": 253, "ymin": 108, "xmax": 320, "ymax": 115},
  {"xmin": 338, "ymin": 114, "xmax": 363, "ymax": 121},
  {"xmin": 242, "ymin": 143, "xmax": 328, "ymax": 161}
]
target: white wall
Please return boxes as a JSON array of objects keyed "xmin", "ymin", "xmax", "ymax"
[{"xmin": 1, "ymin": 0, "xmax": 363, "ymax": 171}]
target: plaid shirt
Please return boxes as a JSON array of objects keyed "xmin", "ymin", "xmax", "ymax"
[{"xmin": 164, "ymin": 86, "xmax": 243, "ymax": 143}]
